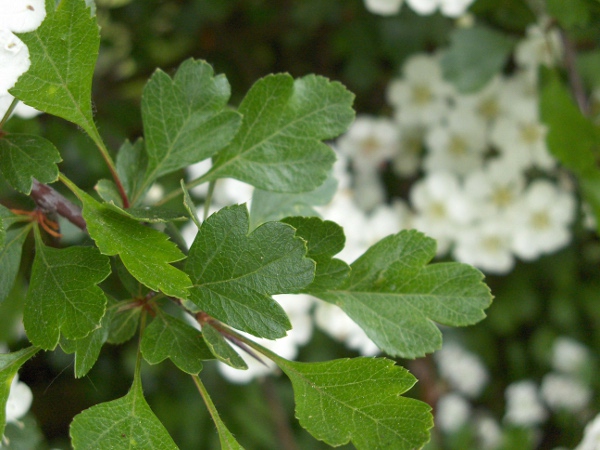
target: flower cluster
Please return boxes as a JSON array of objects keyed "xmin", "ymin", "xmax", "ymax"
[
  {"xmin": 0, "ymin": 1, "xmax": 45, "ymax": 120},
  {"xmin": 335, "ymin": 20, "xmax": 577, "ymax": 275}
]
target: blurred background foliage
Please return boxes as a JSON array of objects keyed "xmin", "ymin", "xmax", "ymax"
[{"xmin": 3, "ymin": 0, "xmax": 600, "ymax": 449}]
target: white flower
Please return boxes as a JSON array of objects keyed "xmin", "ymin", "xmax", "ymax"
[
  {"xmin": 5, "ymin": 374, "xmax": 33, "ymax": 424},
  {"xmin": 387, "ymin": 53, "xmax": 454, "ymax": 128},
  {"xmin": 364, "ymin": 0, "xmax": 403, "ymax": 15},
  {"xmin": 435, "ymin": 341, "xmax": 489, "ymax": 398},
  {"xmin": 314, "ymin": 302, "xmax": 379, "ymax": 356},
  {"xmin": 510, "ymin": 180, "xmax": 576, "ymax": 261},
  {"xmin": 0, "ymin": 1, "xmax": 46, "ymax": 33},
  {"xmin": 217, "ymin": 294, "xmax": 314, "ymax": 383},
  {"xmin": 0, "ymin": 30, "xmax": 30, "ymax": 96},
  {"xmin": 540, "ymin": 373, "xmax": 591, "ymax": 413},
  {"xmin": 409, "ymin": 172, "xmax": 473, "ymax": 254},
  {"xmin": 423, "ymin": 108, "xmax": 487, "ymax": 176},
  {"xmin": 454, "ymin": 76, "xmax": 509, "ymax": 126},
  {"xmin": 435, "ymin": 393, "xmax": 471, "ymax": 433},
  {"xmin": 515, "ymin": 21, "xmax": 563, "ymax": 70},
  {"xmin": 490, "ymin": 100, "xmax": 555, "ymax": 171},
  {"xmin": 406, "ymin": 0, "xmax": 475, "ymax": 17},
  {"xmin": 475, "ymin": 415, "xmax": 503, "ymax": 450},
  {"xmin": 504, "ymin": 380, "xmax": 547, "ymax": 427},
  {"xmin": 575, "ymin": 413, "xmax": 600, "ymax": 450},
  {"xmin": 453, "ymin": 219, "xmax": 515, "ymax": 274},
  {"xmin": 551, "ymin": 337, "xmax": 590, "ymax": 375},
  {"xmin": 336, "ymin": 115, "xmax": 399, "ymax": 174}
]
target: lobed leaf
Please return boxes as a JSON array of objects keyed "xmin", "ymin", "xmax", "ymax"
[
  {"xmin": 70, "ymin": 375, "xmax": 179, "ymax": 450},
  {"xmin": 0, "ymin": 225, "xmax": 30, "ymax": 304},
  {"xmin": 204, "ymin": 74, "xmax": 354, "ymax": 193},
  {"xmin": 11, "ymin": 0, "xmax": 101, "ymax": 141},
  {"xmin": 185, "ymin": 204, "xmax": 315, "ymax": 339},
  {"xmin": 141, "ymin": 59, "xmax": 242, "ymax": 190},
  {"xmin": 141, "ymin": 313, "xmax": 213, "ymax": 375},
  {"xmin": 274, "ymin": 356, "xmax": 432, "ymax": 449},
  {"xmin": 0, "ymin": 134, "xmax": 61, "ymax": 194},
  {"xmin": 23, "ymin": 231, "xmax": 111, "ymax": 350},
  {"xmin": 315, "ymin": 230, "xmax": 492, "ymax": 358},
  {"xmin": 116, "ymin": 139, "xmax": 148, "ymax": 205},
  {"xmin": 78, "ymin": 190, "xmax": 192, "ymax": 299},
  {"xmin": 0, "ymin": 347, "xmax": 40, "ymax": 439},
  {"xmin": 201, "ymin": 322, "xmax": 248, "ymax": 370}
]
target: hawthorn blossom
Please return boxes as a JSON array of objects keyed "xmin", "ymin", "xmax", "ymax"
[
  {"xmin": 364, "ymin": 0, "xmax": 403, "ymax": 15},
  {"xmin": 435, "ymin": 341, "xmax": 489, "ymax": 398},
  {"xmin": 540, "ymin": 373, "xmax": 591, "ymax": 413},
  {"xmin": 5, "ymin": 374, "xmax": 33, "ymax": 424},
  {"xmin": 504, "ymin": 380, "xmax": 547, "ymax": 427},
  {"xmin": 387, "ymin": 54, "xmax": 454, "ymax": 128},
  {"xmin": 510, "ymin": 180, "xmax": 576, "ymax": 261},
  {"xmin": 406, "ymin": 0, "xmax": 475, "ymax": 17},
  {"xmin": 0, "ymin": 0, "xmax": 46, "ymax": 119},
  {"xmin": 515, "ymin": 20, "xmax": 563, "ymax": 70},
  {"xmin": 551, "ymin": 337, "xmax": 590, "ymax": 375},
  {"xmin": 435, "ymin": 393, "xmax": 471, "ymax": 433},
  {"xmin": 575, "ymin": 413, "xmax": 600, "ymax": 450}
]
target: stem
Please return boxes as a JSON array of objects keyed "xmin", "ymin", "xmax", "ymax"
[
  {"xmin": 192, "ymin": 374, "xmax": 223, "ymax": 427},
  {"xmin": 157, "ymin": 172, "xmax": 212, "ymax": 206},
  {"xmin": 0, "ymin": 97, "xmax": 19, "ymax": 129},
  {"xmin": 94, "ymin": 139, "xmax": 130, "ymax": 208},
  {"xmin": 31, "ymin": 179, "xmax": 87, "ymax": 231}
]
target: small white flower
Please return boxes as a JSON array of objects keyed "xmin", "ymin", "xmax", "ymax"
[
  {"xmin": 475, "ymin": 415, "xmax": 503, "ymax": 450},
  {"xmin": 510, "ymin": 180, "xmax": 576, "ymax": 261},
  {"xmin": 423, "ymin": 108, "xmax": 487, "ymax": 176},
  {"xmin": 0, "ymin": 1, "xmax": 46, "ymax": 33},
  {"xmin": 540, "ymin": 373, "xmax": 591, "ymax": 413},
  {"xmin": 364, "ymin": 0, "xmax": 403, "ymax": 15},
  {"xmin": 314, "ymin": 302, "xmax": 379, "ymax": 356},
  {"xmin": 405, "ymin": 0, "xmax": 475, "ymax": 17},
  {"xmin": 0, "ymin": 29, "xmax": 30, "ymax": 96},
  {"xmin": 435, "ymin": 341, "xmax": 489, "ymax": 398},
  {"xmin": 435, "ymin": 393, "xmax": 471, "ymax": 433},
  {"xmin": 551, "ymin": 337, "xmax": 590, "ymax": 375},
  {"xmin": 387, "ymin": 53, "xmax": 454, "ymax": 128},
  {"xmin": 454, "ymin": 76, "xmax": 509, "ymax": 126},
  {"xmin": 515, "ymin": 21, "xmax": 563, "ymax": 70},
  {"xmin": 5, "ymin": 374, "xmax": 33, "ymax": 424},
  {"xmin": 575, "ymin": 412, "xmax": 600, "ymax": 450},
  {"xmin": 504, "ymin": 380, "xmax": 547, "ymax": 427},
  {"xmin": 336, "ymin": 115, "xmax": 399, "ymax": 174}
]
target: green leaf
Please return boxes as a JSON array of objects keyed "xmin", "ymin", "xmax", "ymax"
[
  {"xmin": 547, "ymin": 0, "xmax": 591, "ymax": 28},
  {"xmin": 181, "ymin": 179, "xmax": 202, "ymax": 229},
  {"xmin": 70, "ymin": 375, "xmax": 179, "ymax": 450},
  {"xmin": 441, "ymin": 25, "xmax": 516, "ymax": 93},
  {"xmin": 124, "ymin": 207, "xmax": 188, "ymax": 224},
  {"xmin": 141, "ymin": 313, "xmax": 213, "ymax": 375},
  {"xmin": 116, "ymin": 139, "xmax": 148, "ymax": 204},
  {"xmin": 185, "ymin": 204, "xmax": 315, "ymax": 339},
  {"xmin": 249, "ymin": 173, "xmax": 338, "ymax": 229},
  {"xmin": 95, "ymin": 179, "xmax": 123, "ymax": 206},
  {"xmin": 141, "ymin": 59, "xmax": 242, "ymax": 186},
  {"xmin": 273, "ymin": 356, "xmax": 432, "ymax": 449},
  {"xmin": 315, "ymin": 230, "xmax": 492, "ymax": 358},
  {"xmin": 78, "ymin": 190, "xmax": 191, "ymax": 299},
  {"xmin": 201, "ymin": 322, "xmax": 248, "ymax": 370},
  {"xmin": 540, "ymin": 68, "xmax": 599, "ymax": 174},
  {"xmin": 204, "ymin": 74, "xmax": 354, "ymax": 193},
  {"xmin": 0, "ymin": 226, "xmax": 30, "ymax": 304},
  {"xmin": 281, "ymin": 216, "xmax": 350, "ymax": 292},
  {"xmin": 23, "ymin": 231, "xmax": 111, "ymax": 350},
  {"xmin": 11, "ymin": 0, "xmax": 101, "ymax": 141},
  {"xmin": 0, "ymin": 134, "xmax": 62, "ymax": 194},
  {"xmin": 0, "ymin": 347, "xmax": 40, "ymax": 438},
  {"xmin": 107, "ymin": 302, "xmax": 142, "ymax": 345}
]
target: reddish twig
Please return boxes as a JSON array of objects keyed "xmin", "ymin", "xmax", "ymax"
[{"xmin": 30, "ymin": 179, "xmax": 87, "ymax": 231}]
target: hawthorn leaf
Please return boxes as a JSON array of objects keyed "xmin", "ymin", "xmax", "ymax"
[
  {"xmin": 124, "ymin": 207, "xmax": 188, "ymax": 224},
  {"xmin": 61, "ymin": 305, "xmax": 115, "ymax": 378},
  {"xmin": 273, "ymin": 356, "xmax": 432, "ymax": 449},
  {"xmin": 204, "ymin": 74, "xmax": 354, "ymax": 193},
  {"xmin": 0, "ymin": 347, "xmax": 40, "ymax": 439},
  {"xmin": 201, "ymin": 322, "xmax": 248, "ymax": 370},
  {"xmin": 441, "ymin": 25, "xmax": 515, "ymax": 93},
  {"xmin": 185, "ymin": 204, "xmax": 315, "ymax": 339},
  {"xmin": 23, "ymin": 232, "xmax": 111, "ymax": 350},
  {"xmin": 141, "ymin": 313, "xmax": 213, "ymax": 375},
  {"xmin": 11, "ymin": 0, "xmax": 101, "ymax": 142},
  {"xmin": 78, "ymin": 190, "xmax": 191, "ymax": 299},
  {"xmin": 107, "ymin": 303, "xmax": 142, "ymax": 345},
  {"xmin": 95, "ymin": 179, "xmax": 123, "ymax": 206},
  {"xmin": 249, "ymin": 173, "xmax": 338, "ymax": 229},
  {"xmin": 70, "ymin": 375, "xmax": 179, "ymax": 450},
  {"xmin": 116, "ymin": 139, "xmax": 148, "ymax": 204},
  {"xmin": 0, "ymin": 225, "xmax": 30, "ymax": 304},
  {"xmin": 281, "ymin": 216, "xmax": 350, "ymax": 291},
  {"xmin": 141, "ymin": 59, "xmax": 242, "ymax": 186},
  {"xmin": 315, "ymin": 230, "xmax": 492, "ymax": 358},
  {"xmin": 0, "ymin": 134, "xmax": 61, "ymax": 194},
  {"xmin": 181, "ymin": 180, "xmax": 202, "ymax": 229}
]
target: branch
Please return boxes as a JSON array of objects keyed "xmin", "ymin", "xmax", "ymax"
[{"xmin": 30, "ymin": 179, "xmax": 87, "ymax": 231}]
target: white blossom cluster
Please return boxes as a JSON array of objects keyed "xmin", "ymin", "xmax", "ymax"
[
  {"xmin": 0, "ymin": 0, "xmax": 45, "ymax": 120},
  {"xmin": 335, "ymin": 20, "xmax": 577, "ymax": 275},
  {"xmin": 364, "ymin": 0, "xmax": 476, "ymax": 18}
]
